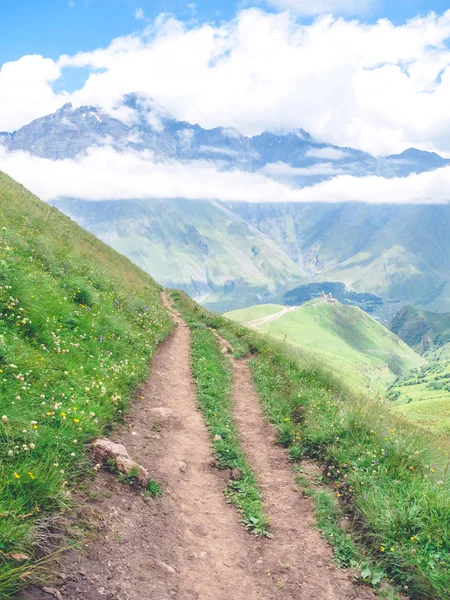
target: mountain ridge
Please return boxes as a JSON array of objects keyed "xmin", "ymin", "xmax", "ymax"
[{"xmin": 2, "ymin": 100, "xmax": 449, "ymax": 179}]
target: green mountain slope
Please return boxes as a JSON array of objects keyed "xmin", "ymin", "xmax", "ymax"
[
  {"xmin": 388, "ymin": 344, "xmax": 450, "ymax": 433},
  {"xmin": 55, "ymin": 198, "xmax": 306, "ymax": 312},
  {"xmin": 390, "ymin": 305, "xmax": 450, "ymax": 353},
  {"xmin": 226, "ymin": 299, "xmax": 424, "ymax": 394},
  {"xmin": 230, "ymin": 202, "xmax": 450, "ymax": 312},
  {"xmin": 0, "ymin": 172, "xmax": 172, "ymax": 594}
]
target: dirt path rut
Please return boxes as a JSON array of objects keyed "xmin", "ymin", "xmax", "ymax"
[{"xmin": 229, "ymin": 357, "xmax": 377, "ymax": 600}]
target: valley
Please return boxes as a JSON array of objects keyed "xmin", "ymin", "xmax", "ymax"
[{"xmin": 3, "ymin": 103, "xmax": 450, "ymax": 313}]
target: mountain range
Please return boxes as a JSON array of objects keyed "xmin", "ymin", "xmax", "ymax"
[{"xmin": 2, "ymin": 98, "xmax": 450, "ymax": 313}]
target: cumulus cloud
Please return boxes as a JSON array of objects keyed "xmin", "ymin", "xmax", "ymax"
[
  {"xmin": 2, "ymin": 8, "xmax": 450, "ymax": 155},
  {"xmin": 263, "ymin": 0, "xmax": 376, "ymax": 16},
  {"xmin": 0, "ymin": 56, "xmax": 66, "ymax": 131},
  {"xmin": 135, "ymin": 8, "xmax": 145, "ymax": 20},
  {"xmin": 1, "ymin": 145, "xmax": 450, "ymax": 205}
]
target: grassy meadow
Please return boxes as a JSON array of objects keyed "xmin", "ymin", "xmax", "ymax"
[
  {"xmin": 226, "ymin": 300, "xmax": 424, "ymax": 395},
  {"xmin": 0, "ymin": 172, "xmax": 172, "ymax": 596}
]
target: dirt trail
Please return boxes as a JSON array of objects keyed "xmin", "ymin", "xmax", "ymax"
[
  {"xmin": 226, "ymin": 354, "xmax": 378, "ymax": 600},
  {"xmin": 21, "ymin": 294, "xmax": 376, "ymax": 600}
]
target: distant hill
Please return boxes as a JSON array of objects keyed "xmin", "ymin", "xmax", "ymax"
[
  {"xmin": 390, "ymin": 306, "xmax": 450, "ymax": 353},
  {"xmin": 226, "ymin": 299, "xmax": 424, "ymax": 394},
  {"xmin": 279, "ymin": 281, "xmax": 383, "ymax": 313}
]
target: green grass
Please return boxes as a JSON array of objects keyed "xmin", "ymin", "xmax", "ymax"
[
  {"xmin": 172, "ymin": 293, "xmax": 269, "ymax": 535},
  {"xmin": 172, "ymin": 290, "xmax": 450, "ymax": 599},
  {"xmin": 388, "ymin": 345, "xmax": 450, "ymax": 434},
  {"xmin": 226, "ymin": 300, "xmax": 424, "ymax": 396},
  {"xmin": 0, "ymin": 172, "xmax": 173, "ymax": 597},
  {"xmin": 225, "ymin": 304, "xmax": 284, "ymax": 323}
]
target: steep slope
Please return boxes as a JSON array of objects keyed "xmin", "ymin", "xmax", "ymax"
[
  {"xmin": 0, "ymin": 172, "xmax": 172, "ymax": 594},
  {"xmin": 390, "ymin": 305, "xmax": 450, "ymax": 353},
  {"xmin": 55, "ymin": 198, "xmax": 306, "ymax": 311},
  {"xmin": 226, "ymin": 299, "xmax": 424, "ymax": 394}
]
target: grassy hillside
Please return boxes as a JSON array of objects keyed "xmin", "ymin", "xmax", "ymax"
[
  {"xmin": 0, "ymin": 172, "xmax": 172, "ymax": 595},
  {"xmin": 55, "ymin": 198, "xmax": 306, "ymax": 312},
  {"xmin": 390, "ymin": 305, "xmax": 450, "ymax": 353},
  {"xmin": 222, "ymin": 303, "xmax": 284, "ymax": 323},
  {"xmin": 226, "ymin": 299, "xmax": 424, "ymax": 395},
  {"xmin": 388, "ymin": 344, "xmax": 450, "ymax": 433}
]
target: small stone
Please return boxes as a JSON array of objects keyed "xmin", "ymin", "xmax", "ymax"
[
  {"xmin": 115, "ymin": 455, "xmax": 149, "ymax": 486},
  {"xmin": 230, "ymin": 469, "xmax": 242, "ymax": 481},
  {"xmin": 213, "ymin": 434, "xmax": 222, "ymax": 442},
  {"xmin": 42, "ymin": 588, "xmax": 63, "ymax": 600},
  {"xmin": 93, "ymin": 439, "xmax": 130, "ymax": 461},
  {"xmin": 176, "ymin": 461, "xmax": 187, "ymax": 473},
  {"xmin": 220, "ymin": 346, "xmax": 228, "ymax": 354},
  {"xmin": 158, "ymin": 561, "xmax": 176, "ymax": 574},
  {"xmin": 150, "ymin": 407, "xmax": 174, "ymax": 418}
]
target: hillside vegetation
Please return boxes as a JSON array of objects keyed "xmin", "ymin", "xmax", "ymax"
[
  {"xmin": 388, "ymin": 344, "xmax": 450, "ymax": 434},
  {"xmin": 226, "ymin": 299, "xmax": 424, "ymax": 395},
  {"xmin": 390, "ymin": 305, "xmax": 450, "ymax": 354},
  {"xmin": 174, "ymin": 290, "xmax": 450, "ymax": 600},
  {"xmin": 0, "ymin": 172, "xmax": 172, "ymax": 595}
]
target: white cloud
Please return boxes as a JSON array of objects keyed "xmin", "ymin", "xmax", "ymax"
[
  {"xmin": 1, "ymin": 145, "xmax": 450, "ymax": 205},
  {"xmin": 135, "ymin": 8, "xmax": 145, "ymax": 20},
  {"xmin": 263, "ymin": 0, "xmax": 376, "ymax": 16},
  {"xmin": 305, "ymin": 147, "xmax": 351, "ymax": 161},
  {"xmin": 2, "ymin": 9, "xmax": 450, "ymax": 155},
  {"xmin": 261, "ymin": 161, "xmax": 346, "ymax": 176},
  {"xmin": 0, "ymin": 56, "xmax": 66, "ymax": 131}
]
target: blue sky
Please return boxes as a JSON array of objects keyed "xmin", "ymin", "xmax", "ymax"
[{"xmin": 1, "ymin": 0, "xmax": 450, "ymax": 65}]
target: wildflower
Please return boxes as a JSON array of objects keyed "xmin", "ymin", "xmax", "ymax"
[
  {"xmin": 28, "ymin": 472, "xmax": 35, "ymax": 480},
  {"xmin": 73, "ymin": 418, "xmax": 80, "ymax": 423},
  {"xmin": 2, "ymin": 415, "xmax": 8, "ymax": 423},
  {"xmin": 410, "ymin": 536, "xmax": 416, "ymax": 542},
  {"xmin": 14, "ymin": 472, "xmax": 20, "ymax": 479},
  {"xmin": 380, "ymin": 546, "xmax": 385, "ymax": 552},
  {"xmin": 7, "ymin": 450, "xmax": 13, "ymax": 457},
  {"xmin": 73, "ymin": 439, "xmax": 78, "ymax": 445},
  {"xmin": 29, "ymin": 443, "xmax": 35, "ymax": 449}
]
